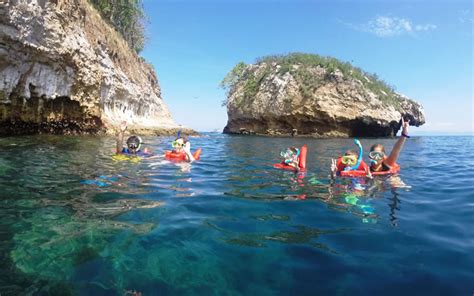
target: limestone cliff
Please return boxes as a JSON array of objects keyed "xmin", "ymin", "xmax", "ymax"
[
  {"xmin": 0, "ymin": 0, "xmax": 184, "ymax": 135},
  {"xmin": 222, "ymin": 53, "xmax": 425, "ymax": 137}
]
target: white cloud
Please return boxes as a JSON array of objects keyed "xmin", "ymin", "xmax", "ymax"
[
  {"xmin": 415, "ymin": 24, "xmax": 437, "ymax": 31},
  {"xmin": 458, "ymin": 10, "xmax": 473, "ymax": 24},
  {"xmin": 353, "ymin": 16, "xmax": 437, "ymax": 37},
  {"xmin": 366, "ymin": 16, "xmax": 412, "ymax": 37}
]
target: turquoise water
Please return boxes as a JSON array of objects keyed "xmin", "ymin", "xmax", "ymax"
[{"xmin": 0, "ymin": 134, "xmax": 472, "ymax": 295}]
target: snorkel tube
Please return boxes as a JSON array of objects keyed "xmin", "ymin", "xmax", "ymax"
[
  {"xmin": 346, "ymin": 139, "xmax": 363, "ymax": 171},
  {"xmin": 370, "ymin": 158, "xmax": 377, "ymax": 166},
  {"xmin": 172, "ymin": 130, "xmax": 182, "ymax": 148}
]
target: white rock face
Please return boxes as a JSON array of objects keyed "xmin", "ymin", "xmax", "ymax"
[
  {"xmin": 0, "ymin": 0, "xmax": 178, "ymax": 135},
  {"xmin": 224, "ymin": 61, "xmax": 425, "ymax": 137}
]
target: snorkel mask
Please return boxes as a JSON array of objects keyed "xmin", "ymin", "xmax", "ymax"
[
  {"xmin": 280, "ymin": 148, "xmax": 300, "ymax": 161},
  {"xmin": 369, "ymin": 151, "xmax": 385, "ymax": 165},
  {"xmin": 344, "ymin": 139, "xmax": 363, "ymax": 171},
  {"xmin": 126, "ymin": 136, "xmax": 142, "ymax": 152},
  {"xmin": 172, "ymin": 139, "xmax": 185, "ymax": 148},
  {"xmin": 341, "ymin": 155, "xmax": 358, "ymax": 166},
  {"xmin": 172, "ymin": 130, "xmax": 186, "ymax": 149},
  {"xmin": 369, "ymin": 151, "xmax": 385, "ymax": 160},
  {"xmin": 280, "ymin": 150, "xmax": 292, "ymax": 159}
]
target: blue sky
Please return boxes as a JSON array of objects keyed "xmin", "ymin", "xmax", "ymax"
[{"xmin": 141, "ymin": 0, "xmax": 473, "ymax": 134}]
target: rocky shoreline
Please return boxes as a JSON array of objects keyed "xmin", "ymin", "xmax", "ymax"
[{"xmin": 0, "ymin": 119, "xmax": 197, "ymax": 137}]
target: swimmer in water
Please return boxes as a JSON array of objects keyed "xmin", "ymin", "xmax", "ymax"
[
  {"xmin": 171, "ymin": 134, "xmax": 194, "ymax": 163},
  {"xmin": 331, "ymin": 139, "xmax": 370, "ymax": 178},
  {"xmin": 280, "ymin": 146, "xmax": 300, "ymax": 171},
  {"xmin": 368, "ymin": 117, "xmax": 410, "ymax": 174},
  {"xmin": 115, "ymin": 121, "xmax": 152, "ymax": 157}
]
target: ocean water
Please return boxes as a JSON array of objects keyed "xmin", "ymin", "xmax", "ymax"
[{"xmin": 0, "ymin": 134, "xmax": 472, "ymax": 295}]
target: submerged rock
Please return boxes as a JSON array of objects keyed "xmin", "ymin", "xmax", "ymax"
[
  {"xmin": 222, "ymin": 53, "xmax": 425, "ymax": 137},
  {"xmin": 0, "ymin": 0, "xmax": 187, "ymax": 136}
]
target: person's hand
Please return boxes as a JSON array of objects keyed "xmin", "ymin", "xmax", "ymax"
[
  {"xmin": 120, "ymin": 121, "xmax": 128, "ymax": 132},
  {"xmin": 116, "ymin": 121, "xmax": 127, "ymax": 136},
  {"xmin": 401, "ymin": 117, "xmax": 409, "ymax": 135},
  {"xmin": 365, "ymin": 166, "xmax": 373, "ymax": 179}
]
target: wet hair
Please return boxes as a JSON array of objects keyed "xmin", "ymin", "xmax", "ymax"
[
  {"xmin": 344, "ymin": 150, "xmax": 358, "ymax": 157},
  {"xmin": 370, "ymin": 144, "xmax": 385, "ymax": 153},
  {"xmin": 289, "ymin": 147, "xmax": 298, "ymax": 154},
  {"xmin": 175, "ymin": 136, "xmax": 188, "ymax": 143}
]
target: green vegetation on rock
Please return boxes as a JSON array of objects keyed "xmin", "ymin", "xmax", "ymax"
[
  {"xmin": 220, "ymin": 62, "xmax": 247, "ymax": 106},
  {"xmin": 89, "ymin": 0, "xmax": 146, "ymax": 53},
  {"xmin": 221, "ymin": 53, "xmax": 403, "ymax": 110},
  {"xmin": 220, "ymin": 62, "xmax": 273, "ymax": 107}
]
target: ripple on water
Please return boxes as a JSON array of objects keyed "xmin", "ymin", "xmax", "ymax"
[{"xmin": 0, "ymin": 135, "xmax": 473, "ymax": 294}]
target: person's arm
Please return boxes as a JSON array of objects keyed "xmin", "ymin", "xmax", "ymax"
[
  {"xmin": 294, "ymin": 159, "xmax": 301, "ymax": 172},
  {"xmin": 115, "ymin": 121, "xmax": 127, "ymax": 154},
  {"xmin": 386, "ymin": 117, "xmax": 409, "ymax": 166},
  {"xmin": 184, "ymin": 141, "xmax": 195, "ymax": 163},
  {"xmin": 363, "ymin": 163, "xmax": 373, "ymax": 178},
  {"xmin": 291, "ymin": 155, "xmax": 300, "ymax": 170}
]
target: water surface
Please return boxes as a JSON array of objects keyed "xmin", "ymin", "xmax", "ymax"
[{"xmin": 0, "ymin": 134, "xmax": 472, "ymax": 295}]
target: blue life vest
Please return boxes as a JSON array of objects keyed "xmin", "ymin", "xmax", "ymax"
[{"xmin": 121, "ymin": 148, "xmax": 152, "ymax": 158}]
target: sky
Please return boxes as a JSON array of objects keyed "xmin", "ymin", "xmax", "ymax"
[{"xmin": 140, "ymin": 0, "xmax": 473, "ymax": 134}]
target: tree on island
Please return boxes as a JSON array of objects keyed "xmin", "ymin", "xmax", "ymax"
[{"xmin": 89, "ymin": 0, "xmax": 146, "ymax": 53}]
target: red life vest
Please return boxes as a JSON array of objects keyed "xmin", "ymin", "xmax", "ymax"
[
  {"xmin": 273, "ymin": 145, "xmax": 307, "ymax": 172},
  {"xmin": 337, "ymin": 157, "xmax": 400, "ymax": 177},
  {"xmin": 165, "ymin": 148, "xmax": 202, "ymax": 161},
  {"xmin": 336, "ymin": 157, "xmax": 369, "ymax": 172}
]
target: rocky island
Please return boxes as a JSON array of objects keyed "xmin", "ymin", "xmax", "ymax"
[
  {"xmin": 0, "ymin": 0, "xmax": 191, "ymax": 136},
  {"xmin": 222, "ymin": 53, "xmax": 425, "ymax": 137}
]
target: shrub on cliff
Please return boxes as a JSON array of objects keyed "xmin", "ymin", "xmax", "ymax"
[
  {"xmin": 220, "ymin": 63, "xmax": 246, "ymax": 93},
  {"xmin": 89, "ymin": 0, "xmax": 146, "ymax": 53},
  {"xmin": 220, "ymin": 62, "xmax": 247, "ymax": 106},
  {"xmin": 221, "ymin": 53, "xmax": 401, "ymax": 109}
]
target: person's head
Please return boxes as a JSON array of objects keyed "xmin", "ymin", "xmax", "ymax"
[
  {"xmin": 126, "ymin": 135, "xmax": 142, "ymax": 154},
  {"xmin": 172, "ymin": 136, "xmax": 188, "ymax": 150},
  {"xmin": 369, "ymin": 144, "xmax": 386, "ymax": 166},
  {"xmin": 344, "ymin": 150, "xmax": 358, "ymax": 157},
  {"xmin": 281, "ymin": 147, "xmax": 299, "ymax": 159},
  {"xmin": 341, "ymin": 150, "xmax": 358, "ymax": 167},
  {"xmin": 289, "ymin": 147, "xmax": 299, "ymax": 155}
]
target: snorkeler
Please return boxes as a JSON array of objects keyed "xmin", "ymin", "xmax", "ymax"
[
  {"xmin": 170, "ymin": 133, "xmax": 195, "ymax": 162},
  {"xmin": 368, "ymin": 117, "xmax": 410, "ymax": 174},
  {"xmin": 280, "ymin": 147, "xmax": 301, "ymax": 171},
  {"xmin": 115, "ymin": 121, "xmax": 152, "ymax": 157},
  {"xmin": 331, "ymin": 139, "xmax": 369, "ymax": 178}
]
